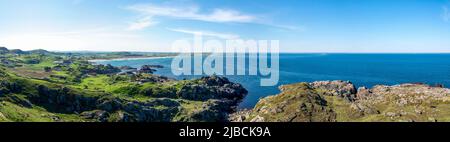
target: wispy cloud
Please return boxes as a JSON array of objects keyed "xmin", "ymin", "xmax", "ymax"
[
  {"xmin": 266, "ymin": 23, "xmax": 306, "ymax": 32},
  {"xmin": 167, "ymin": 28, "xmax": 240, "ymax": 39},
  {"xmin": 443, "ymin": 6, "xmax": 450, "ymax": 22},
  {"xmin": 125, "ymin": 3, "xmax": 303, "ymax": 31},
  {"xmin": 127, "ymin": 16, "xmax": 158, "ymax": 31},
  {"xmin": 126, "ymin": 4, "xmax": 255, "ymax": 25}
]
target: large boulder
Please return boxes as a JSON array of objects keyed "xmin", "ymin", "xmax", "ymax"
[
  {"xmin": 138, "ymin": 65, "xmax": 157, "ymax": 74},
  {"xmin": 177, "ymin": 76, "xmax": 248, "ymax": 101},
  {"xmin": 80, "ymin": 110, "xmax": 109, "ymax": 122}
]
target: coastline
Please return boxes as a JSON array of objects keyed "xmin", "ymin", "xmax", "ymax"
[
  {"xmin": 88, "ymin": 56, "xmax": 175, "ymax": 63},
  {"xmin": 230, "ymin": 81, "xmax": 450, "ymax": 122},
  {"xmin": 90, "ymin": 53, "xmax": 450, "ymax": 109}
]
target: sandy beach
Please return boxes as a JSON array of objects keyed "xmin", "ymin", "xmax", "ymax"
[{"xmin": 88, "ymin": 56, "xmax": 175, "ymax": 63}]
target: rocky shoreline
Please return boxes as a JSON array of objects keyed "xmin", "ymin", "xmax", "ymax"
[
  {"xmin": 230, "ymin": 81, "xmax": 450, "ymax": 122},
  {"xmin": 3, "ymin": 46, "xmax": 449, "ymax": 122},
  {"xmin": 88, "ymin": 56, "xmax": 174, "ymax": 63},
  {"xmin": 1, "ymin": 47, "xmax": 249, "ymax": 122},
  {"xmin": 1, "ymin": 69, "xmax": 248, "ymax": 122}
]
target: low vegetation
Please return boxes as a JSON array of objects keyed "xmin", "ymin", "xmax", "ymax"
[
  {"xmin": 231, "ymin": 81, "xmax": 450, "ymax": 122},
  {"xmin": 0, "ymin": 47, "xmax": 247, "ymax": 122}
]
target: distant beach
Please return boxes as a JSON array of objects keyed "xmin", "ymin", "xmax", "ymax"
[
  {"xmin": 89, "ymin": 56, "xmax": 175, "ymax": 63},
  {"xmin": 95, "ymin": 53, "xmax": 450, "ymax": 108}
]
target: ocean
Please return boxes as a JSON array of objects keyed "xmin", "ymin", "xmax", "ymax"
[{"xmin": 95, "ymin": 54, "xmax": 450, "ymax": 108}]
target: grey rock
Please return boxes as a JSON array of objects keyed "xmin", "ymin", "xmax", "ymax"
[{"xmin": 310, "ymin": 80, "xmax": 357, "ymax": 101}]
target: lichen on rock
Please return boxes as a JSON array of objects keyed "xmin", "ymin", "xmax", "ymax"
[{"xmin": 231, "ymin": 81, "xmax": 450, "ymax": 122}]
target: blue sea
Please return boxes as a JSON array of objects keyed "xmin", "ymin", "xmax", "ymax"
[{"xmin": 95, "ymin": 54, "xmax": 450, "ymax": 108}]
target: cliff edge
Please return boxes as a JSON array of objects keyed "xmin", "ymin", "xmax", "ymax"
[{"xmin": 230, "ymin": 81, "xmax": 450, "ymax": 122}]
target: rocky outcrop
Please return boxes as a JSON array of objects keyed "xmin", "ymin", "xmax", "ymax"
[
  {"xmin": 232, "ymin": 81, "xmax": 450, "ymax": 122},
  {"xmin": 119, "ymin": 66, "xmax": 137, "ymax": 70},
  {"xmin": 1, "ymin": 69, "xmax": 247, "ymax": 122},
  {"xmin": 31, "ymin": 83, "xmax": 245, "ymax": 122},
  {"xmin": 174, "ymin": 76, "xmax": 248, "ymax": 122},
  {"xmin": 33, "ymin": 85, "xmax": 99, "ymax": 113},
  {"xmin": 95, "ymin": 98, "xmax": 180, "ymax": 122},
  {"xmin": 145, "ymin": 65, "xmax": 164, "ymax": 68},
  {"xmin": 228, "ymin": 109, "xmax": 252, "ymax": 122},
  {"xmin": 1, "ymin": 49, "xmax": 248, "ymax": 122},
  {"xmin": 352, "ymin": 84, "xmax": 450, "ymax": 119},
  {"xmin": 310, "ymin": 80, "xmax": 357, "ymax": 101},
  {"xmin": 233, "ymin": 82, "xmax": 336, "ymax": 122},
  {"xmin": 138, "ymin": 65, "xmax": 157, "ymax": 74},
  {"xmin": 177, "ymin": 76, "xmax": 248, "ymax": 102},
  {"xmin": 80, "ymin": 110, "xmax": 109, "ymax": 122},
  {"xmin": 92, "ymin": 64, "xmax": 121, "ymax": 74},
  {"xmin": 136, "ymin": 74, "xmax": 172, "ymax": 84},
  {"xmin": 182, "ymin": 99, "xmax": 237, "ymax": 122},
  {"xmin": 0, "ymin": 80, "xmax": 22, "ymax": 94}
]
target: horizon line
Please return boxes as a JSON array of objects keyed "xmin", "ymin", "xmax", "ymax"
[{"xmin": 2, "ymin": 47, "xmax": 450, "ymax": 54}]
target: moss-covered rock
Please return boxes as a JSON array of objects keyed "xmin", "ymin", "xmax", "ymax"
[
  {"xmin": 1, "ymin": 66, "xmax": 247, "ymax": 122},
  {"xmin": 232, "ymin": 81, "xmax": 450, "ymax": 122},
  {"xmin": 1, "ymin": 49, "xmax": 248, "ymax": 122},
  {"xmin": 241, "ymin": 83, "xmax": 337, "ymax": 122}
]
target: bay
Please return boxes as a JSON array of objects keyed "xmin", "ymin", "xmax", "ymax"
[{"xmin": 95, "ymin": 53, "xmax": 450, "ymax": 108}]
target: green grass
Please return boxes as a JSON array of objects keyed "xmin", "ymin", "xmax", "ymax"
[
  {"xmin": 76, "ymin": 75, "xmax": 110, "ymax": 91},
  {"xmin": 0, "ymin": 101, "xmax": 86, "ymax": 122},
  {"xmin": 323, "ymin": 95, "xmax": 358, "ymax": 122},
  {"xmin": 52, "ymin": 71, "xmax": 70, "ymax": 76},
  {"xmin": 0, "ymin": 112, "xmax": 11, "ymax": 122},
  {"xmin": 20, "ymin": 58, "xmax": 55, "ymax": 71},
  {"xmin": 172, "ymin": 100, "xmax": 204, "ymax": 122},
  {"xmin": 72, "ymin": 75, "xmax": 189, "ymax": 100},
  {"xmin": 2, "ymin": 52, "xmax": 222, "ymax": 122}
]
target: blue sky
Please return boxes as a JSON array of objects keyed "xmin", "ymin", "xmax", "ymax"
[{"xmin": 0, "ymin": 0, "xmax": 450, "ymax": 53}]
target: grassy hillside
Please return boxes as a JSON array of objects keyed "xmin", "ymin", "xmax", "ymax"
[
  {"xmin": 0, "ymin": 48, "xmax": 247, "ymax": 122},
  {"xmin": 233, "ymin": 81, "xmax": 450, "ymax": 122}
]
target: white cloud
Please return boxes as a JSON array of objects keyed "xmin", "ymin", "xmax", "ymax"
[
  {"xmin": 127, "ymin": 16, "xmax": 158, "ymax": 31},
  {"xmin": 268, "ymin": 24, "xmax": 306, "ymax": 32},
  {"xmin": 125, "ymin": 3, "xmax": 304, "ymax": 32},
  {"xmin": 443, "ymin": 6, "xmax": 450, "ymax": 22},
  {"xmin": 127, "ymin": 4, "xmax": 255, "ymax": 23},
  {"xmin": 167, "ymin": 28, "xmax": 240, "ymax": 39},
  {"xmin": 125, "ymin": 4, "xmax": 256, "ymax": 30},
  {"xmin": 199, "ymin": 9, "xmax": 256, "ymax": 23}
]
